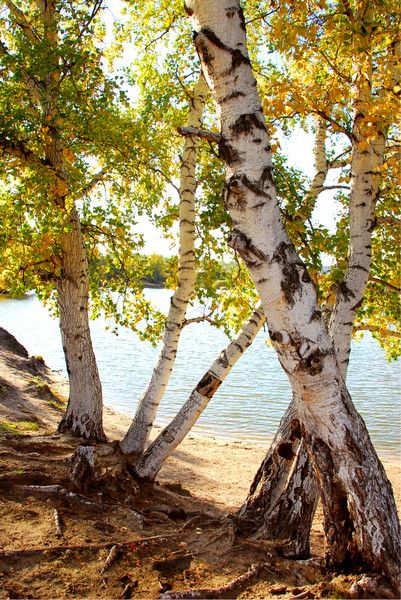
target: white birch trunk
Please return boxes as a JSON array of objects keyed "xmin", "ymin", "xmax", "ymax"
[
  {"xmin": 120, "ymin": 75, "xmax": 208, "ymax": 456},
  {"xmin": 186, "ymin": 0, "xmax": 400, "ymax": 588},
  {"xmin": 134, "ymin": 305, "xmax": 265, "ymax": 480},
  {"xmin": 303, "ymin": 118, "xmax": 328, "ymax": 220},
  {"xmin": 329, "ymin": 22, "xmax": 386, "ymax": 378},
  {"xmin": 57, "ymin": 206, "xmax": 105, "ymax": 441}
]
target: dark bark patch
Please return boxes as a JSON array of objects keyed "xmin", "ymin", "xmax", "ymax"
[
  {"xmin": 230, "ymin": 113, "xmax": 266, "ymax": 138},
  {"xmin": 221, "ymin": 90, "xmax": 245, "ymax": 103},
  {"xmin": 309, "ymin": 309, "xmax": 322, "ymax": 322},
  {"xmin": 196, "ymin": 372, "xmax": 222, "ymax": 398},
  {"xmin": 193, "ymin": 32, "xmax": 214, "ymax": 67},
  {"xmin": 277, "ymin": 442, "xmax": 296, "ymax": 460},
  {"xmin": 228, "ymin": 228, "xmax": 267, "ymax": 263},
  {"xmin": 281, "ymin": 262, "xmax": 302, "ymax": 306},
  {"xmin": 337, "ymin": 281, "xmax": 355, "ymax": 301},
  {"xmin": 219, "ymin": 140, "xmax": 241, "ymax": 165},
  {"xmin": 196, "ymin": 28, "xmax": 251, "ymax": 73},
  {"xmin": 183, "ymin": 2, "xmax": 193, "ymax": 16},
  {"xmin": 260, "ymin": 166, "xmax": 275, "ymax": 187},
  {"xmin": 270, "ymin": 331, "xmax": 283, "ymax": 343}
]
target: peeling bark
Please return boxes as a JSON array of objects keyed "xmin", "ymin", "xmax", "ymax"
[
  {"xmin": 238, "ymin": 400, "xmax": 317, "ymax": 558},
  {"xmin": 120, "ymin": 75, "xmax": 208, "ymax": 456},
  {"xmin": 134, "ymin": 305, "xmax": 265, "ymax": 481},
  {"xmin": 186, "ymin": 0, "xmax": 400, "ymax": 589}
]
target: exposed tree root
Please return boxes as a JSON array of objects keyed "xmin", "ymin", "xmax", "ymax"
[{"xmin": 160, "ymin": 562, "xmax": 277, "ymax": 599}]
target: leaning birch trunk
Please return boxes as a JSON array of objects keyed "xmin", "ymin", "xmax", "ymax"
[
  {"xmin": 120, "ymin": 75, "xmax": 208, "ymax": 456},
  {"xmin": 134, "ymin": 305, "xmax": 265, "ymax": 480},
  {"xmin": 57, "ymin": 206, "xmax": 105, "ymax": 441},
  {"xmin": 186, "ymin": 0, "xmax": 400, "ymax": 589}
]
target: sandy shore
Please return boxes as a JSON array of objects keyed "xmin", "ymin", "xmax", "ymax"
[{"xmin": 103, "ymin": 405, "xmax": 401, "ymax": 513}]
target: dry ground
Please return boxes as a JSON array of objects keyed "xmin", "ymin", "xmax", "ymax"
[{"xmin": 0, "ymin": 327, "xmax": 399, "ymax": 599}]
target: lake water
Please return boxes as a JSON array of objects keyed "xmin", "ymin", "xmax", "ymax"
[{"xmin": 0, "ymin": 290, "xmax": 400, "ymax": 458}]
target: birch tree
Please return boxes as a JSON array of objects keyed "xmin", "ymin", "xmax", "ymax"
[
  {"xmin": 120, "ymin": 75, "xmax": 209, "ymax": 456},
  {"xmin": 184, "ymin": 0, "xmax": 400, "ymax": 589},
  {"xmin": 239, "ymin": 0, "xmax": 400, "ymax": 557}
]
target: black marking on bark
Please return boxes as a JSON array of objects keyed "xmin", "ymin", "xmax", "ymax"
[
  {"xmin": 309, "ymin": 309, "xmax": 322, "ymax": 322},
  {"xmin": 219, "ymin": 349, "xmax": 229, "ymax": 369},
  {"xmin": 193, "ymin": 31, "xmax": 214, "ymax": 67},
  {"xmin": 237, "ymin": 5, "xmax": 246, "ymax": 30},
  {"xmin": 227, "ymin": 228, "xmax": 267, "ymax": 263},
  {"xmin": 195, "ymin": 28, "xmax": 251, "ymax": 73},
  {"xmin": 260, "ymin": 166, "xmax": 274, "ymax": 187},
  {"xmin": 351, "ymin": 298, "xmax": 363, "ymax": 311},
  {"xmin": 337, "ymin": 281, "xmax": 355, "ymax": 301},
  {"xmin": 183, "ymin": 2, "xmax": 193, "ymax": 16},
  {"xmin": 289, "ymin": 420, "xmax": 302, "ymax": 441},
  {"xmin": 221, "ymin": 90, "xmax": 246, "ymax": 103},
  {"xmin": 355, "ymin": 201, "xmax": 367, "ymax": 207},
  {"xmin": 270, "ymin": 331, "xmax": 283, "ymax": 343},
  {"xmin": 196, "ymin": 372, "xmax": 222, "ymax": 398},
  {"xmin": 230, "ymin": 113, "xmax": 267, "ymax": 137},
  {"xmin": 225, "ymin": 6, "xmax": 237, "ymax": 18},
  {"xmin": 227, "ymin": 177, "xmax": 247, "ymax": 211},
  {"xmin": 219, "ymin": 140, "xmax": 241, "ymax": 165}
]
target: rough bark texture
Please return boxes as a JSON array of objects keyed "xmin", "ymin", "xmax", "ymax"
[
  {"xmin": 120, "ymin": 75, "xmax": 208, "ymax": 456},
  {"xmin": 238, "ymin": 122, "xmax": 331, "ymax": 555},
  {"xmin": 37, "ymin": 2, "xmax": 105, "ymax": 441},
  {"xmin": 134, "ymin": 305, "xmax": 265, "ymax": 480},
  {"xmin": 186, "ymin": 0, "xmax": 400, "ymax": 589},
  {"xmin": 57, "ymin": 207, "xmax": 105, "ymax": 441},
  {"xmin": 238, "ymin": 400, "xmax": 317, "ymax": 558}
]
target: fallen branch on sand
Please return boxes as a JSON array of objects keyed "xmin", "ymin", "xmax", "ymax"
[
  {"xmin": 0, "ymin": 534, "xmax": 178, "ymax": 560},
  {"xmin": 160, "ymin": 562, "xmax": 277, "ymax": 599}
]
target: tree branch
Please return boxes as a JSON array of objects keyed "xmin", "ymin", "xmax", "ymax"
[
  {"xmin": 0, "ymin": 136, "xmax": 45, "ymax": 167},
  {"xmin": 354, "ymin": 325, "xmax": 401, "ymax": 339},
  {"xmin": 314, "ymin": 110, "xmax": 354, "ymax": 142},
  {"xmin": 323, "ymin": 184, "xmax": 350, "ymax": 191},
  {"xmin": 77, "ymin": 167, "xmax": 109, "ymax": 199},
  {"xmin": 177, "ymin": 126, "xmax": 221, "ymax": 144},
  {"xmin": 369, "ymin": 277, "xmax": 401, "ymax": 294},
  {"xmin": 377, "ymin": 215, "xmax": 401, "ymax": 229},
  {"xmin": 4, "ymin": 0, "xmax": 39, "ymax": 43}
]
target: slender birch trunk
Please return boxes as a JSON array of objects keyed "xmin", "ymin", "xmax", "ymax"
[
  {"xmin": 303, "ymin": 118, "xmax": 328, "ymax": 220},
  {"xmin": 120, "ymin": 75, "xmax": 208, "ymax": 456},
  {"xmin": 134, "ymin": 305, "xmax": 265, "ymax": 480},
  {"xmin": 329, "ymin": 20, "xmax": 385, "ymax": 379},
  {"xmin": 186, "ymin": 0, "xmax": 400, "ymax": 588}
]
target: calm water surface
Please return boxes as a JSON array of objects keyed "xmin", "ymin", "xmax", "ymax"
[{"xmin": 1, "ymin": 290, "xmax": 400, "ymax": 458}]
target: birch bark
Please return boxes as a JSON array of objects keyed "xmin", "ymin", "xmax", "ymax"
[
  {"xmin": 134, "ymin": 305, "xmax": 265, "ymax": 480},
  {"xmin": 185, "ymin": 0, "xmax": 400, "ymax": 588},
  {"xmin": 120, "ymin": 75, "xmax": 208, "ymax": 456},
  {"xmin": 328, "ymin": 15, "xmax": 386, "ymax": 379}
]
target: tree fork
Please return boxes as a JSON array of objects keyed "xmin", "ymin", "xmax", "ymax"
[{"xmin": 186, "ymin": 0, "xmax": 400, "ymax": 589}]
